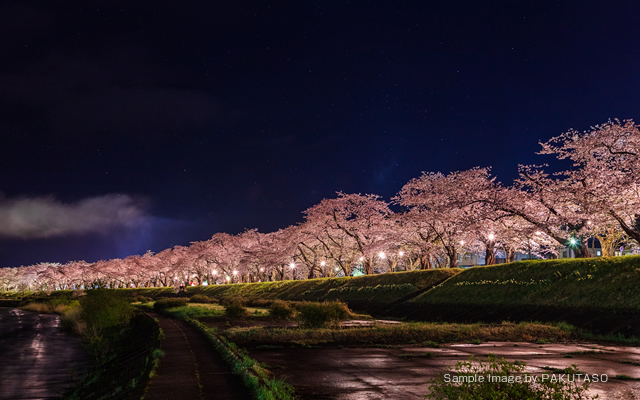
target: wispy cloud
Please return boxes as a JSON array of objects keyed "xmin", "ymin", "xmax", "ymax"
[{"xmin": 0, "ymin": 194, "xmax": 147, "ymax": 239}]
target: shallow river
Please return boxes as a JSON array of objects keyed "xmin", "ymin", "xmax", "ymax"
[{"xmin": 0, "ymin": 307, "xmax": 90, "ymax": 400}]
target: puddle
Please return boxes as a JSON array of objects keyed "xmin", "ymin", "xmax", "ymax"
[
  {"xmin": 0, "ymin": 307, "xmax": 90, "ymax": 400},
  {"xmin": 250, "ymin": 341, "xmax": 640, "ymax": 399}
]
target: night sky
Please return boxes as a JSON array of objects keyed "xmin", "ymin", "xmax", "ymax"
[{"xmin": 2, "ymin": 1, "xmax": 639, "ymax": 266}]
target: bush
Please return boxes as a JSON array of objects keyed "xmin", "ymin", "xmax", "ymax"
[
  {"xmin": 61, "ymin": 303, "xmax": 83, "ymax": 333},
  {"xmin": 269, "ymin": 300, "xmax": 295, "ymax": 320},
  {"xmin": 224, "ymin": 300, "xmax": 248, "ymax": 319},
  {"xmin": 248, "ymin": 299, "xmax": 273, "ymax": 308},
  {"xmin": 426, "ymin": 355, "xmax": 597, "ymax": 400},
  {"xmin": 130, "ymin": 295, "xmax": 153, "ymax": 303},
  {"xmin": 219, "ymin": 295, "xmax": 248, "ymax": 307},
  {"xmin": 154, "ymin": 297, "xmax": 189, "ymax": 310},
  {"xmin": 81, "ymin": 290, "xmax": 134, "ymax": 331},
  {"xmin": 296, "ymin": 301, "xmax": 351, "ymax": 328},
  {"xmin": 189, "ymin": 294, "xmax": 216, "ymax": 304}
]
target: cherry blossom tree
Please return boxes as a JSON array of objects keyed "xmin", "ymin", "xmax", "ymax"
[
  {"xmin": 396, "ymin": 168, "xmax": 499, "ymax": 268},
  {"xmin": 538, "ymin": 119, "xmax": 640, "ymax": 247},
  {"xmin": 304, "ymin": 193, "xmax": 395, "ymax": 274}
]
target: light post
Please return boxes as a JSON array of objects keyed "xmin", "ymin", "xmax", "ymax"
[
  {"xmin": 289, "ymin": 262, "xmax": 296, "ymax": 280},
  {"xmin": 211, "ymin": 270, "xmax": 217, "ymax": 284}
]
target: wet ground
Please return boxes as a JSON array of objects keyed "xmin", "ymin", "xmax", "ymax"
[
  {"xmin": 145, "ymin": 314, "xmax": 251, "ymax": 400},
  {"xmin": 0, "ymin": 307, "xmax": 90, "ymax": 400},
  {"xmin": 250, "ymin": 341, "xmax": 640, "ymax": 399}
]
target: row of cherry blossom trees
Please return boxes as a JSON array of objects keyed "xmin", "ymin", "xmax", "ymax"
[{"xmin": 2, "ymin": 119, "xmax": 639, "ymax": 292}]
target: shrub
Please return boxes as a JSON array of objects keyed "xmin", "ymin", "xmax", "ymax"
[
  {"xmin": 248, "ymin": 299, "xmax": 273, "ymax": 308},
  {"xmin": 81, "ymin": 290, "xmax": 134, "ymax": 331},
  {"xmin": 219, "ymin": 295, "xmax": 248, "ymax": 307},
  {"xmin": 269, "ymin": 300, "xmax": 295, "ymax": 320},
  {"xmin": 224, "ymin": 300, "xmax": 248, "ymax": 319},
  {"xmin": 61, "ymin": 303, "xmax": 84, "ymax": 333},
  {"xmin": 131, "ymin": 295, "xmax": 154, "ymax": 303},
  {"xmin": 296, "ymin": 301, "xmax": 351, "ymax": 328},
  {"xmin": 426, "ymin": 355, "xmax": 596, "ymax": 400},
  {"xmin": 153, "ymin": 297, "xmax": 189, "ymax": 310},
  {"xmin": 189, "ymin": 294, "xmax": 216, "ymax": 304}
]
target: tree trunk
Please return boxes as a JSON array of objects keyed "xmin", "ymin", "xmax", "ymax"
[
  {"xmin": 448, "ymin": 249, "xmax": 458, "ymax": 269},
  {"xmin": 363, "ymin": 259, "xmax": 373, "ymax": 274},
  {"xmin": 506, "ymin": 247, "xmax": 516, "ymax": 263},
  {"xmin": 609, "ymin": 211, "xmax": 640, "ymax": 246},
  {"xmin": 573, "ymin": 242, "xmax": 591, "ymax": 258},
  {"xmin": 485, "ymin": 242, "xmax": 496, "ymax": 265},
  {"xmin": 420, "ymin": 254, "xmax": 432, "ymax": 269}
]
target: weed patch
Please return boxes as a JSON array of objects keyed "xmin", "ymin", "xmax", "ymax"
[{"xmin": 426, "ymin": 355, "xmax": 597, "ymax": 399}]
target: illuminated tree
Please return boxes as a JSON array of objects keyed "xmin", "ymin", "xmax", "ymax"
[
  {"xmin": 538, "ymin": 119, "xmax": 640, "ymax": 247},
  {"xmin": 303, "ymin": 193, "xmax": 394, "ymax": 274},
  {"xmin": 396, "ymin": 168, "xmax": 499, "ymax": 268}
]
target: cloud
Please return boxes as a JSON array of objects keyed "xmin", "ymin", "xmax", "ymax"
[{"xmin": 0, "ymin": 194, "xmax": 148, "ymax": 239}]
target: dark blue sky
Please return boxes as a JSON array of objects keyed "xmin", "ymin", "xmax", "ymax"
[{"xmin": 1, "ymin": 1, "xmax": 639, "ymax": 266}]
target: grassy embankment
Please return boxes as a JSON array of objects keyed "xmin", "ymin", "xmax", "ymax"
[
  {"xmin": 5, "ymin": 256, "xmax": 640, "ymax": 335},
  {"xmin": 403, "ymin": 256, "xmax": 640, "ymax": 336},
  {"xmin": 187, "ymin": 268, "xmax": 459, "ymax": 313},
  {"xmin": 0, "ymin": 268, "xmax": 459, "ymax": 314}
]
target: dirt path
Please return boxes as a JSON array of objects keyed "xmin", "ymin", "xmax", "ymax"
[{"xmin": 145, "ymin": 315, "xmax": 250, "ymax": 400}]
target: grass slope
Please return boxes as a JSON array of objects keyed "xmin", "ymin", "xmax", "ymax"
[
  {"xmin": 187, "ymin": 269, "xmax": 460, "ymax": 305},
  {"xmin": 412, "ymin": 256, "xmax": 640, "ymax": 311}
]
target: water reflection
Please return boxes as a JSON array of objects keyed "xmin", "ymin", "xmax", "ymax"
[{"xmin": 0, "ymin": 307, "xmax": 90, "ymax": 400}]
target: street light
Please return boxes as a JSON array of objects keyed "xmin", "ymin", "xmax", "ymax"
[
  {"xmin": 379, "ymin": 252, "xmax": 386, "ymax": 259},
  {"xmin": 320, "ymin": 261, "xmax": 326, "ymax": 266},
  {"xmin": 289, "ymin": 262, "xmax": 296, "ymax": 269},
  {"xmin": 398, "ymin": 251, "xmax": 404, "ymax": 256},
  {"xmin": 233, "ymin": 270, "xmax": 238, "ymax": 276},
  {"xmin": 259, "ymin": 267, "xmax": 264, "ymax": 272},
  {"xmin": 359, "ymin": 256, "xmax": 364, "ymax": 261},
  {"xmin": 460, "ymin": 240, "xmax": 465, "ymax": 245},
  {"xmin": 488, "ymin": 234, "xmax": 495, "ymax": 241},
  {"xmin": 569, "ymin": 238, "xmax": 577, "ymax": 245}
]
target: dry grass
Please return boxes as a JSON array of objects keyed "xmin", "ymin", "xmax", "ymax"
[
  {"xmin": 21, "ymin": 302, "xmax": 68, "ymax": 314},
  {"xmin": 224, "ymin": 321, "xmax": 575, "ymax": 346}
]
